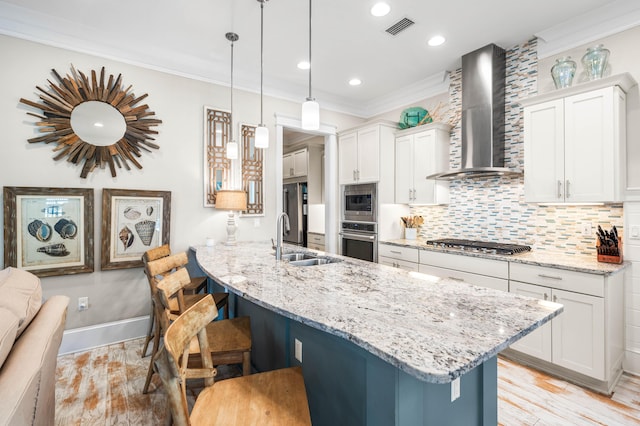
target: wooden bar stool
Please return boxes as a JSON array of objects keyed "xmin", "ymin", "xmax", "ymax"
[
  {"xmin": 144, "ymin": 266, "xmax": 251, "ymax": 394},
  {"xmin": 154, "ymin": 294, "xmax": 311, "ymax": 426},
  {"xmin": 141, "ymin": 252, "xmax": 229, "ymax": 394}
]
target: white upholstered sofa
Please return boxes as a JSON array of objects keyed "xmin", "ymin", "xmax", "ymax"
[{"xmin": 0, "ymin": 267, "xmax": 69, "ymax": 426}]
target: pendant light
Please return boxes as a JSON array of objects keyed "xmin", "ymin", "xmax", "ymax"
[
  {"xmin": 255, "ymin": 0, "xmax": 269, "ymax": 149},
  {"xmin": 301, "ymin": 0, "xmax": 319, "ymax": 130},
  {"xmin": 226, "ymin": 32, "xmax": 239, "ymax": 159}
]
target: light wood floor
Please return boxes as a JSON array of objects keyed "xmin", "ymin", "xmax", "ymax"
[{"xmin": 55, "ymin": 338, "xmax": 640, "ymax": 425}]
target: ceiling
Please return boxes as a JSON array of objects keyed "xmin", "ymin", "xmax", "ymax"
[{"xmin": 0, "ymin": 0, "xmax": 636, "ymax": 117}]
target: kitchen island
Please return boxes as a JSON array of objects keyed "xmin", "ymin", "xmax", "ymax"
[{"xmin": 196, "ymin": 241, "xmax": 562, "ymax": 425}]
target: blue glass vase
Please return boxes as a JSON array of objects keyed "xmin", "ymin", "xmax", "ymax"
[
  {"xmin": 551, "ymin": 57, "xmax": 577, "ymax": 89},
  {"xmin": 582, "ymin": 44, "xmax": 610, "ymax": 81}
]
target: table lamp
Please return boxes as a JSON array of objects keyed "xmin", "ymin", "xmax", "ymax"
[{"xmin": 215, "ymin": 190, "xmax": 247, "ymax": 245}]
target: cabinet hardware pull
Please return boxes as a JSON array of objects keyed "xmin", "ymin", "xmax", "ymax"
[
  {"xmin": 409, "ymin": 189, "xmax": 412, "ymax": 200},
  {"xmin": 557, "ymin": 180, "xmax": 563, "ymax": 198},
  {"xmin": 538, "ymin": 274, "xmax": 562, "ymax": 280},
  {"xmin": 566, "ymin": 180, "xmax": 571, "ymax": 198},
  {"xmin": 553, "ymin": 295, "xmax": 558, "ymax": 302},
  {"xmin": 390, "ymin": 250, "xmax": 402, "ymax": 254},
  {"xmin": 543, "ymin": 293, "xmax": 549, "ymax": 300},
  {"xmin": 353, "ymin": 170, "xmax": 356, "ymax": 181},
  {"xmin": 449, "ymin": 277, "xmax": 464, "ymax": 282},
  {"xmin": 357, "ymin": 170, "xmax": 360, "ymax": 180}
]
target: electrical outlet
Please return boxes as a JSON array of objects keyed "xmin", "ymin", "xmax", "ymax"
[
  {"xmin": 451, "ymin": 377, "xmax": 461, "ymax": 402},
  {"xmin": 294, "ymin": 338, "xmax": 303, "ymax": 363},
  {"xmin": 581, "ymin": 222, "xmax": 593, "ymax": 237},
  {"xmin": 78, "ymin": 296, "xmax": 89, "ymax": 311}
]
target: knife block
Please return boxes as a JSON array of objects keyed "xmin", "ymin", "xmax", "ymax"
[{"xmin": 596, "ymin": 240, "xmax": 623, "ymax": 264}]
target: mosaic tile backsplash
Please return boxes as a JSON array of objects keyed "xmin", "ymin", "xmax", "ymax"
[{"xmin": 411, "ymin": 38, "xmax": 624, "ymax": 256}]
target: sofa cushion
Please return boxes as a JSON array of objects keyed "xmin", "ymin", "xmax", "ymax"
[
  {"xmin": 0, "ymin": 267, "xmax": 42, "ymax": 338},
  {"xmin": 0, "ymin": 308, "xmax": 19, "ymax": 368}
]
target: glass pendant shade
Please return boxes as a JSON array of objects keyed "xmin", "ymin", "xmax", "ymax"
[
  {"xmin": 227, "ymin": 140, "xmax": 238, "ymax": 159},
  {"xmin": 301, "ymin": 99, "xmax": 320, "ymax": 130},
  {"xmin": 255, "ymin": 125, "xmax": 269, "ymax": 148}
]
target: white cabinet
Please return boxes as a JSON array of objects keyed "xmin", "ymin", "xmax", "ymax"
[
  {"xmin": 307, "ymin": 232, "xmax": 325, "ymax": 251},
  {"xmin": 507, "ymin": 262, "xmax": 623, "ymax": 393},
  {"xmin": 395, "ymin": 124, "xmax": 450, "ymax": 205},
  {"xmin": 378, "ymin": 244, "xmax": 419, "ymax": 272},
  {"xmin": 522, "ymin": 78, "xmax": 630, "ymax": 203},
  {"xmin": 418, "ymin": 251, "xmax": 509, "ymax": 292},
  {"xmin": 283, "ymin": 148, "xmax": 308, "ymax": 178},
  {"xmin": 339, "ymin": 122, "xmax": 395, "ymax": 184}
]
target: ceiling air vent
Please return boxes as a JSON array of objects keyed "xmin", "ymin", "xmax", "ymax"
[{"xmin": 385, "ymin": 18, "xmax": 415, "ymax": 36}]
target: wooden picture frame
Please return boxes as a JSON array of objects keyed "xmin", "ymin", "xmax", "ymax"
[
  {"xmin": 101, "ymin": 188, "xmax": 170, "ymax": 270},
  {"xmin": 3, "ymin": 186, "xmax": 94, "ymax": 277}
]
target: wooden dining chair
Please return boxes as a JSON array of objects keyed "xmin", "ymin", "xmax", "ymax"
[
  {"xmin": 146, "ymin": 267, "xmax": 251, "ymax": 395},
  {"xmin": 154, "ymin": 294, "xmax": 311, "ymax": 426},
  {"xmin": 141, "ymin": 251, "xmax": 229, "ymax": 394}
]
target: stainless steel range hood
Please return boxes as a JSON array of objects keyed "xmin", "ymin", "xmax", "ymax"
[{"xmin": 428, "ymin": 44, "xmax": 521, "ymax": 180}]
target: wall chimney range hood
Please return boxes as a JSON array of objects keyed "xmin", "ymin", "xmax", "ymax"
[{"xmin": 428, "ymin": 44, "xmax": 521, "ymax": 180}]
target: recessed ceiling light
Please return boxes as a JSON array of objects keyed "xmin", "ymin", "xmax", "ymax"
[
  {"xmin": 428, "ymin": 35, "xmax": 446, "ymax": 46},
  {"xmin": 349, "ymin": 78, "xmax": 362, "ymax": 86},
  {"xmin": 297, "ymin": 61, "xmax": 310, "ymax": 70},
  {"xmin": 370, "ymin": 2, "xmax": 390, "ymax": 17}
]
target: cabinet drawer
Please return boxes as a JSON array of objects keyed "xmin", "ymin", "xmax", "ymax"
[
  {"xmin": 509, "ymin": 263, "xmax": 604, "ymax": 297},
  {"xmin": 379, "ymin": 244, "xmax": 419, "ymax": 263},
  {"xmin": 307, "ymin": 243, "xmax": 325, "ymax": 251},
  {"xmin": 419, "ymin": 251, "xmax": 509, "ymax": 279},
  {"xmin": 379, "ymin": 256, "xmax": 419, "ymax": 272},
  {"xmin": 307, "ymin": 233, "xmax": 325, "ymax": 245},
  {"xmin": 418, "ymin": 264, "xmax": 508, "ymax": 292}
]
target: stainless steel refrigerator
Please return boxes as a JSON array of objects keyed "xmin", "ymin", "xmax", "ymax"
[{"xmin": 283, "ymin": 182, "xmax": 308, "ymax": 246}]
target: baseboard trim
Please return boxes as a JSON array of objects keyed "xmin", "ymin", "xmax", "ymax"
[
  {"xmin": 59, "ymin": 315, "xmax": 150, "ymax": 355},
  {"xmin": 624, "ymin": 349, "xmax": 640, "ymax": 375}
]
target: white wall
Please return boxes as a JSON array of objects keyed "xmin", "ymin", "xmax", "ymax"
[{"xmin": 0, "ymin": 34, "xmax": 362, "ymax": 332}]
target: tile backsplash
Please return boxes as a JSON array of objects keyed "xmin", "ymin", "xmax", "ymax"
[{"xmin": 410, "ymin": 38, "xmax": 623, "ymax": 256}]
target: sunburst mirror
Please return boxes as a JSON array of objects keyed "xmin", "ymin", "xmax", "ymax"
[{"xmin": 19, "ymin": 65, "xmax": 162, "ymax": 178}]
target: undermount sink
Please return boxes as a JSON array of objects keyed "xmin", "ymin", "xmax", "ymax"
[
  {"xmin": 279, "ymin": 252, "xmax": 316, "ymax": 261},
  {"xmin": 289, "ymin": 257, "xmax": 342, "ymax": 267}
]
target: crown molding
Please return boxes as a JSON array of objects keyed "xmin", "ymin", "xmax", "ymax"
[{"xmin": 535, "ymin": 0, "xmax": 640, "ymax": 59}]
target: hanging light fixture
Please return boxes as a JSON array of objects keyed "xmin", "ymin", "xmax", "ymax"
[
  {"xmin": 301, "ymin": 0, "xmax": 319, "ymax": 130},
  {"xmin": 255, "ymin": 0, "xmax": 269, "ymax": 149},
  {"xmin": 226, "ymin": 32, "xmax": 239, "ymax": 159}
]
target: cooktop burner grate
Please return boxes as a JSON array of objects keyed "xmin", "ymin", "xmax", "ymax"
[{"xmin": 425, "ymin": 239, "xmax": 531, "ymax": 255}]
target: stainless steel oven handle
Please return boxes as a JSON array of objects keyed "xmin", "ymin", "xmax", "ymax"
[{"xmin": 339, "ymin": 232, "xmax": 377, "ymax": 241}]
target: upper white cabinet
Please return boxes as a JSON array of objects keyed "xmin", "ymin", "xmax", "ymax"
[
  {"xmin": 283, "ymin": 148, "xmax": 308, "ymax": 178},
  {"xmin": 339, "ymin": 120, "xmax": 396, "ymax": 202},
  {"xmin": 522, "ymin": 74, "xmax": 635, "ymax": 203},
  {"xmin": 395, "ymin": 123, "xmax": 451, "ymax": 205}
]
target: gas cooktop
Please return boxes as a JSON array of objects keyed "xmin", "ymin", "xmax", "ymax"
[{"xmin": 425, "ymin": 239, "xmax": 531, "ymax": 255}]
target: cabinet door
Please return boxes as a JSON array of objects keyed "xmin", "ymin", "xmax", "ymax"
[
  {"xmin": 551, "ymin": 288, "xmax": 605, "ymax": 380},
  {"xmin": 508, "ymin": 281, "xmax": 552, "ymax": 362},
  {"xmin": 356, "ymin": 126, "xmax": 380, "ymax": 183},
  {"xmin": 412, "ymin": 131, "xmax": 436, "ymax": 204},
  {"xmin": 293, "ymin": 149, "xmax": 308, "ymax": 177},
  {"xmin": 339, "ymin": 132, "xmax": 358, "ymax": 184},
  {"xmin": 523, "ymin": 99, "xmax": 565, "ymax": 203},
  {"xmin": 395, "ymin": 135, "xmax": 414, "ymax": 203},
  {"xmin": 283, "ymin": 153, "xmax": 294, "ymax": 177},
  {"xmin": 564, "ymin": 88, "xmax": 616, "ymax": 202}
]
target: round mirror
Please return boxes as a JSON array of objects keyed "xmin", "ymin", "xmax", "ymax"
[{"xmin": 70, "ymin": 101, "xmax": 126, "ymax": 146}]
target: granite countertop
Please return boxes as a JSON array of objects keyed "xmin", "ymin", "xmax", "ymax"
[
  {"xmin": 381, "ymin": 239, "xmax": 628, "ymax": 276},
  {"xmin": 195, "ymin": 241, "xmax": 562, "ymax": 384}
]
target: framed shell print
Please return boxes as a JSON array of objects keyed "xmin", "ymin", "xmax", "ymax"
[
  {"xmin": 3, "ymin": 186, "xmax": 94, "ymax": 277},
  {"xmin": 101, "ymin": 188, "xmax": 170, "ymax": 270}
]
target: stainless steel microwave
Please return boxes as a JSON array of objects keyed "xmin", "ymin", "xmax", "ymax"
[{"xmin": 343, "ymin": 183, "xmax": 376, "ymax": 222}]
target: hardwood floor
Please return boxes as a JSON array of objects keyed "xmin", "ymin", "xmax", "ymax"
[{"xmin": 55, "ymin": 338, "xmax": 640, "ymax": 425}]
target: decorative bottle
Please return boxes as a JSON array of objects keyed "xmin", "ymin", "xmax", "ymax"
[
  {"xmin": 550, "ymin": 57, "xmax": 577, "ymax": 89},
  {"xmin": 582, "ymin": 44, "xmax": 610, "ymax": 80}
]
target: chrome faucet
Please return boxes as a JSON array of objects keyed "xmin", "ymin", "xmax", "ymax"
[{"xmin": 275, "ymin": 212, "xmax": 290, "ymax": 260}]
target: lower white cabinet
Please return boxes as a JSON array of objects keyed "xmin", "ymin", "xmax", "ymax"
[
  {"xmin": 307, "ymin": 232, "xmax": 325, "ymax": 251},
  {"xmin": 378, "ymin": 244, "xmax": 419, "ymax": 272},
  {"xmin": 508, "ymin": 263, "xmax": 623, "ymax": 393},
  {"xmin": 418, "ymin": 251, "xmax": 509, "ymax": 292}
]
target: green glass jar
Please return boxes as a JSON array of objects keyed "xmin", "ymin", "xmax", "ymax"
[
  {"xmin": 551, "ymin": 57, "xmax": 577, "ymax": 89},
  {"xmin": 582, "ymin": 44, "xmax": 610, "ymax": 80}
]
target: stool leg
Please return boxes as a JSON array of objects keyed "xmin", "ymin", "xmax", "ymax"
[
  {"xmin": 242, "ymin": 351, "xmax": 251, "ymax": 376},
  {"xmin": 223, "ymin": 302, "xmax": 229, "ymax": 320},
  {"xmin": 141, "ymin": 302, "xmax": 155, "ymax": 358},
  {"xmin": 142, "ymin": 313, "xmax": 161, "ymax": 393}
]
